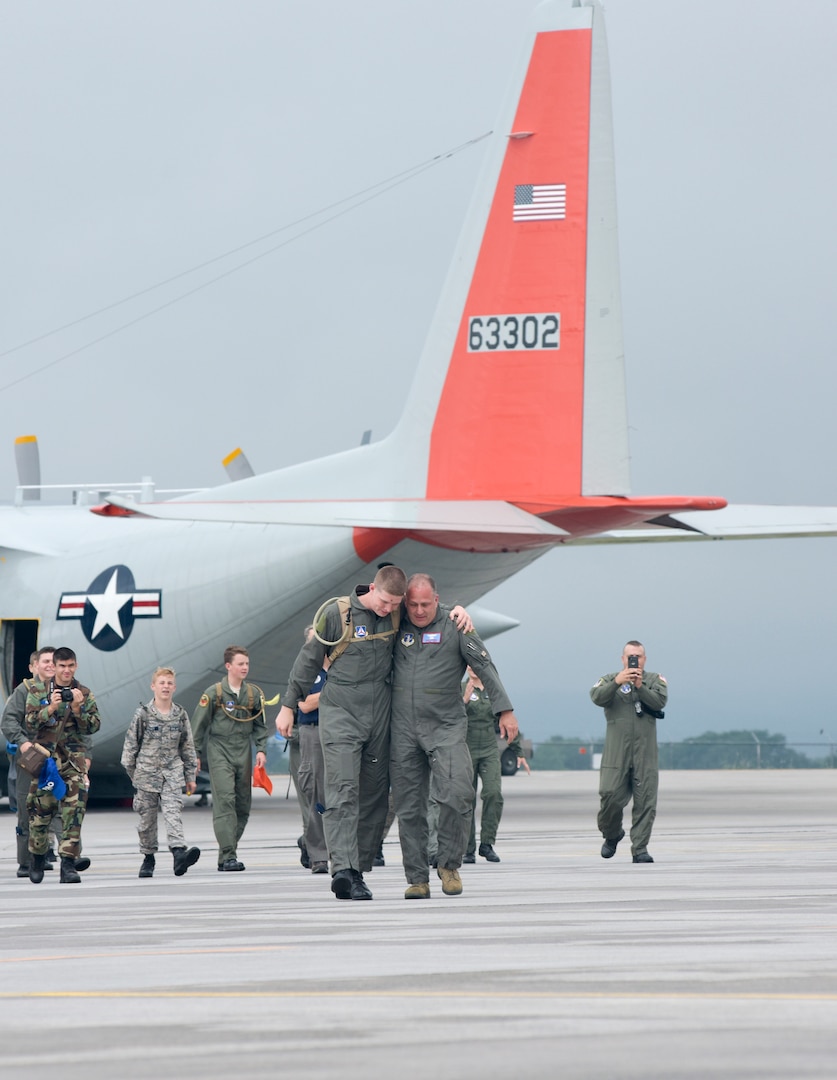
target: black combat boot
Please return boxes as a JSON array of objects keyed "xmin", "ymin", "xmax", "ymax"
[
  {"xmin": 60, "ymin": 856, "xmax": 81, "ymax": 883},
  {"xmin": 172, "ymin": 847, "xmax": 201, "ymax": 876},
  {"xmin": 478, "ymin": 843, "xmax": 501, "ymax": 863},
  {"xmin": 29, "ymin": 853, "xmax": 46, "ymax": 884},
  {"xmin": 139, "ymin": 854, "xmax": 155, "ymax": 878}
]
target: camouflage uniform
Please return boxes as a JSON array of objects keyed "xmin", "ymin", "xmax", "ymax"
[
  {"xmin": 2, "ymin": 680, "xmax": 61, "ymax": 866},
  {"xmin": 24, "ymin": 680, "xmax": 100, "ymax": 859},
  {"xmin": 190, "ymin": 678, "xmax": 267, "ymax": 865},
  {"xmin": 121, "ymin": 701, "xmax": 197, "ymax": 854},
  {"xmin": 591, "ymin": 670, "xmax": 669, "ymax": 855},
  {"xmin": 390, "ymin": 609, "xmax": 513, "ymax": 885}
]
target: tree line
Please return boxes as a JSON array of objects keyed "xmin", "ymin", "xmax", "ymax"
[{"xmin": 529, "ymin": 730, "xmax": 834, "ymax": 770}]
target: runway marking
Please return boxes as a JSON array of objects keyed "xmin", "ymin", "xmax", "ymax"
[
  {"xmin": 0, "ymin": 946, "xmax": 290, "ymax": 964},
  {"xmin": 0, "ymin": 990, "xmax": 836, "ymax": 1001}
]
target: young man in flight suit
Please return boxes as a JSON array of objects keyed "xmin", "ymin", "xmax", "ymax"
[
  {"xmin": 191, "ymin": 645, "xmax": 268, "ymax": 871},
  {"xmin": 277, "ymin": 565, "xmax": 408, "ymax": 901},
  {"xmin": 390, "ymin": 574, "xmax": 518, "ymax": 899},
  {"xmin": 591, "ymin": 640, "xmax": 668, "ymax": 863}
]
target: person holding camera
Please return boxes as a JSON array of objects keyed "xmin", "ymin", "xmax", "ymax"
[
  {"xmin": 1, "ymin": 647, "xmax": 64, "ymax": 877},
  {"xmin": 590, "ymin": 640, "xmax": 668, "ymax": 864},
  {"xmin": 24, "ymin": 645, "xmax": 100, "ymax": 883}
]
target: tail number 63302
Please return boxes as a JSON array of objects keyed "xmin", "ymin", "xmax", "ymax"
[{"xmin": 467, "ymin": 313, "xmax": 560, "ymax": 353}]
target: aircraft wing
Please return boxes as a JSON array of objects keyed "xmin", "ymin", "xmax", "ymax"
[
  {"xmin": 100, "ymin": 496, "xmax": 569, "ymax": 538},
  {"xmin": 572, "ymin": 505, "xmax": 837, "ymax": 544},
  {"xmin": 100, "ymin": 496, "xmax": 837, "ymax": 547}
]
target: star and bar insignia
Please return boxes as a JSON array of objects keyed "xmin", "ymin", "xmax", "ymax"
[{"xmin": 57, "ymin": 564, "xmax": 162, "ymax": 652}]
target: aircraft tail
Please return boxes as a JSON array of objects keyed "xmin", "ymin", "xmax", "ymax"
[
  {"xmin": 393, "ymin": 0, "xmax": 630, "ymax": 509},
  {"xmin": 170, "ymin": 0, "xmax": 626, "ymax": 511},
  {"xmin": 108, "ymin": 1, "xmax": 725, "ymax": 544}
]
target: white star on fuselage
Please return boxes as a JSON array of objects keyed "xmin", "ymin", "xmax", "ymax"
[{"xmin": 88, "ymin": 569, "xmax": 133, "ymax": 640}]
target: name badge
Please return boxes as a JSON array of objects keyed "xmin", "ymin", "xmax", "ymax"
[{"xmin": 421, "ymin": 632, "xmax": 441, "ymax": 644}]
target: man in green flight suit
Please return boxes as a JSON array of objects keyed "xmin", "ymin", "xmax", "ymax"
[
  {"xmin": 391, "ymin": 574, "xmax": 518, "ymax": 899},
  {"xmin": 191, "ymin": 645, "xmax": 268, "ymax": 871},
  {"xmin": 591, "ymin": 640, "xmax": 668, "ymax": 864},
  {"xmin": 461, "ymin": 666, "xmax": 505, "ymax": 864}
]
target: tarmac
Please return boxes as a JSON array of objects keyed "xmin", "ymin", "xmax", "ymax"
[{"xmin": 0, "ymin": 768, "xmax": 835, "ymax": 1080}]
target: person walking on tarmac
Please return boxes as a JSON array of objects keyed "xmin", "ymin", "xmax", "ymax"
[
  {"xmin": 591, "ymin": 640, "xmax": 668, "ymax": 864},
  {"xmin": 390, "ymin": 574, "xmax": 518, "ymax": 900},
  {"xmin": 121, "ymin": 667, "xmax": 201, "ymax": 878},
  {"xmin": 191, "ymin": 646, "xmax": 268, "ymax": 871},
  {"xmin": 24, "ymin": 646, "xmax": 101, "ymax": 883},
  {"xmin": 461, "ymin": 667, "xmax": 506, "ymax": 864},
  {"xmin": 277, "ymin": 565, "xmax": 408, "ymax": 901}
]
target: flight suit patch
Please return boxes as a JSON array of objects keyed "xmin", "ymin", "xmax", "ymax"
[
  {"xmin": 354, "ymin": 625, "xmax": 368, "ymax": 638},
  {"xmin": 199, "ymin": 693, "xmax": 210, "ymax": 707},
  {"xmin": 401, "ymin": 633, "xmax": 415, "ymax": 647},
  {"xmin": 421, "ymin": 632, "xmax": 441, "ymax": 644},
  {"xmin": 620, "ymin": 684, "xmax": 632, "ymax": 694}
]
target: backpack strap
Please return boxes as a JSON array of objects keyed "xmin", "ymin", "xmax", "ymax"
[
  {"xmin": 135, "ymin": 703, "xmax": 150, "ymax": 747},
  {"xmin": 326, "ymin": 597, "xmax": 401, "ymax": 665},
  {"xmin": 214, "ymin": 681, "xmax": 264, "ymax": 722}
]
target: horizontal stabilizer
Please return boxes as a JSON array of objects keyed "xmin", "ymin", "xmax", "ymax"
[
  {"xmin": 574, "ymin": 505, "xmax": 837, "ymax": 544},
  {"xmin": 100, "ymin": 495, "xmax": 569, "ymax": 539}
]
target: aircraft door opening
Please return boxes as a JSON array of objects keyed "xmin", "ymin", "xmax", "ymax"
[{"xmin": 0, "ymin": 619, "xmax": 39, "ymax": 700}]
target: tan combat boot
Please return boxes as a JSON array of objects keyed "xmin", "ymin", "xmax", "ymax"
[
  {"xmin": 404, "ymin": 882, "xmax": 431, "ymax": 900},
  {"xmin": 437, "ymin": 867, "xmax": 463, "ymax": 896}
]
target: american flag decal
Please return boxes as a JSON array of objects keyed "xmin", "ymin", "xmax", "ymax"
[{"xmin": 513, "ymin": 183, "xmax": 566, "ymax": 221}]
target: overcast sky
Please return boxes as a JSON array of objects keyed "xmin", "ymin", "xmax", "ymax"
[{"xmin": 2, "ymin": 0, "xmax": 836, "ymax": 754}]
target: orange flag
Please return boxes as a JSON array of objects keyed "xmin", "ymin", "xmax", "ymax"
[{"xmin": 252, "ymin": 764, "xmax": 273, "ymax": 794}]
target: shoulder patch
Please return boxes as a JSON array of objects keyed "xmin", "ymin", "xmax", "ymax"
[
  {"xmin": 199, "ymin": 693, "xmax": 210, "ymax": 707},
  {"xmin": 592, "ymin": 678, "xmax": 603, "ymax": 688},
  {"xmin": 659, "ymin": 675, "xmax": 667, "ymax": 684}
]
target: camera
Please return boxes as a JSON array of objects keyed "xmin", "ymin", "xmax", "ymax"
[
  {"xmin": 51, "ymin": 681, "xmax": 74, "ymax": 703},
  {"xmin": 627, "ymin": 655, "xmax": 639, "ymax": 669}
]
